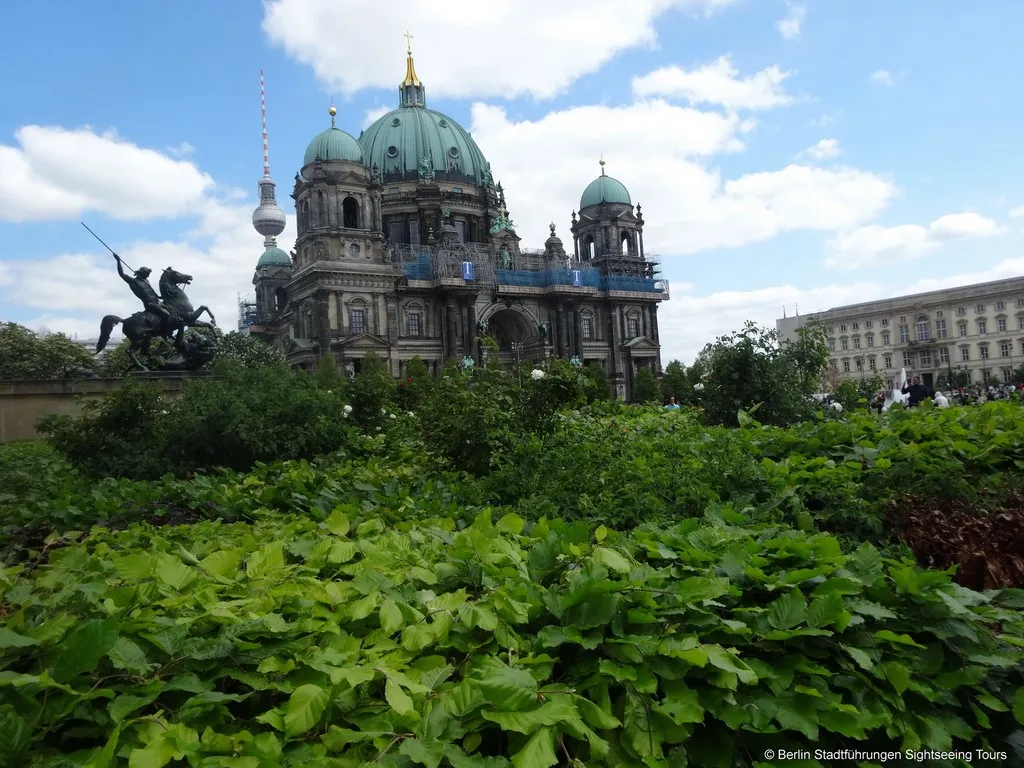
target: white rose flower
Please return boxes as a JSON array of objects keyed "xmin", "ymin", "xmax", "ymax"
[
  {"xmin": 343, "ymin": 404, "xmax": 353, "ymax": 414},
  {"xmin": 390, "ymin": 413, "xmax": 396, "ymax": 419},
  {"xmin": 531, "ymin": 369, "xmax": 546, "ymax": 380}
]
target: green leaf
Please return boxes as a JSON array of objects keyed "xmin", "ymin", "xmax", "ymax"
[
  {"xmin": 592, "ymin": 546, "xmax": 631, "ymax": 574},
  {"xmin": 496, "ymin": 513, "xmax": 525, "ymax": 535},
  {"xmin": 841, "ymin": 644, "xmax": 875, "ymax": 671},
  {"xmin": 386, "ymin": 678, "xmax": 414, "ymax": 715},
  {"xmin": 51, "ymin": 618, "xmax": 119, "ymax": 682},
  {"xmin": 806, "ymin": 592, "xmax": 844, "ymax": 628},
  {"xmin": 1014, "ymin": 688, "xmax": 1024, "ymax": 725},
  {"xmin": 198, "ymin": 550, "xmax": 241, "ymax": 579},
  {"xmin": 400, "ymin": 738, "xmax": 446, "ymax": 768},
  {"xmin": 767, "ymin": 589, "xmax": 807, "ymax": 630},
  {"xmin": 511, "ymin": 727, "xmax": 557, "ymax": 768},
  {"xmin": 704, "ymin": 646, "xmax": 758, "ymax": 684},
  {"xmin": 246, "ymin": 542, "xmax": 284, "ymax": 579},
  {"xmin": 483, "ymin": 698, "xmax": 580, "ymax": 734},
  {"xmin": 469, "ymin": 657, "xmax": 538, "ymax": 711},
  {"xmin": 874, "ymin": 629, "xmax": 925, "ymax": 648},
  {"xmin": 107, "ymin": 637, "xmax": 153, "ymax": 675},
  {"xmin": 326, "ymin": 508, "xmax": 350, "ymax": 536},
  {"xmin": 0, "ymin": 706, "xmax": 31, "ymax": 766},
  {"xmin": 0, "ymin": 628, "xmax": 36, "ymax": 649},
  {"xmin": 380, "ymin": 599, "xmax": 404, "ymax": 633},
  {"xmin": 109, "ymin": 692, "xmax": 159, "ymax": 724},
  {"xmin": 654, "ymin": 685, "xmax": 704, "ymax": 725},
  {"xmin": 595, "ymin": 525, "xmax": 608, "ymax": 543},
  {"xmin": 283, "ymin": 684, "xmax": 329, "ymax": 738}
]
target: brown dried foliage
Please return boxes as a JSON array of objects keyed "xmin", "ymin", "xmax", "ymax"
[{"xmin": 887, "ymin": 495, "xmax": 1024, "ymax": 590}]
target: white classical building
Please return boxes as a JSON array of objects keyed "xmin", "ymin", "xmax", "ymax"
[{"xmin": 776, "ymin": 275, "xmax": 1024, "ymax": 388}]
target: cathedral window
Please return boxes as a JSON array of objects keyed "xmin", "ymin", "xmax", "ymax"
[
  {"xmin": 583, "ymin": 236, "xmax": 595, "ymax": 260},
  {"xmin": 406, "ymin": 311, "xmax": 422, "ymax": 337},
  {"xmin": 349, "ymin": 308, "xmax": 366, "ymax": 334},
  {"xmin": 342, "ymin": 196, "xmax": 360, "ymax": 228},
  {"xmin": 627, "ymin": 316, "xmax": 640, "ymax": 339},
  {"xmin": 409, "ymin": 219, "xmax": 420, "ymax": 246},
  {"xmin": 620, "ymin": 231, "xmax": 632, "ymax": 255},
  {"xmin": 582, "ymin": 317, "xmax": 594, "ymax": 340}
]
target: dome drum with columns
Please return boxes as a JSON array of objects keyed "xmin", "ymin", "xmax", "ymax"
[{"xmin": 246, "ymin": 40, "xmax": 668, "ymax": 401}]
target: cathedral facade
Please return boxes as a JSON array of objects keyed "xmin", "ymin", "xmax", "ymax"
[{"xmin": 245, "ymin": 48, "xmax": 668, "ymax": 400}]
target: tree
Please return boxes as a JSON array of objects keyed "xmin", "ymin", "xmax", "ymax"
[
  {"xmin": 581, "ymin": 361, "xmax": 612, "ymax": 401},
  {"xmin": 780, "ymin": 319, "xmax": 831, "ymax": 395},
  {"xmin": 346, "ymin": 351, "xmax": 394, "ymax": 430},
  {"xmin": 395, "ymin": 356, "xmax": 433, "ymax": 411},
  {"xmin": 697, "ymin": 321, "xmax": 815, "ymax": 427},
  {"xmin": 936, "ymin": 369, "xmax": 972, "ymax": 389},
  {"xmin": 659, "ymin": 360, "xmax": 690, "ymax": 404},
  {"xmin": 218, "ymin": 331, "xmax": 286, "ymax": 369},
  {"xmin": 632, "ymin": 367, "xmax": 661, "ymax": 404},
  {"xmin": 0, "ymin": 322, "xmax": 95, "ymax": 379}
]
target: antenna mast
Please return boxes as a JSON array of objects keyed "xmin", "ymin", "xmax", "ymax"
[{"xmin": 260, "ymin": 68, "xmax": 270, "ymax": 177}]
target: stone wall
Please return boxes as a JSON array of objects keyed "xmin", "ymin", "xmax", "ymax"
[{"xmin": 0, "ymin": 373, "xmax": 210, "ymax": 443}]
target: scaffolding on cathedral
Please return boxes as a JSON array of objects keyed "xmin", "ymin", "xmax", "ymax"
[
  {"xmin": 390, "ymin": 242, "xmax": 668, "ymax": 295},
  {"xmin": 237, "ymin": 294, "xmax": 260, "ymax": 331}
]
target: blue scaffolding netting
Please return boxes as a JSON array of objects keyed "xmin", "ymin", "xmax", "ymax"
[{"xmin": 403, "ymin": 257, "xmax": 664, "ymax": 293}]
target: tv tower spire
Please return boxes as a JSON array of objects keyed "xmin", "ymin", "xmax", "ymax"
[{"xmin": 252, "ymin": 68, "xmax": 286, "ymax": 247}]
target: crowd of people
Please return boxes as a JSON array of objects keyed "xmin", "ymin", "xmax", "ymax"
[{"xmin": 871, "ymin": 375, "xmax": 1024, "ymax": 412}]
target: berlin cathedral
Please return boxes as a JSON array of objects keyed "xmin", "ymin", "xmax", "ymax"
[{"xmin": 244, "ymin": 42, "xmax": 668, "ymax": 400}]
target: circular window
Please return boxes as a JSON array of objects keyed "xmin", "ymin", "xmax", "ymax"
[
  {"xmin": 438, "ymin": 118, "xmax": 448, "ymax": 128},
  {"xmin": 386, "ymin": 145, "xmax": 399, "ymax": 158},
  {"xmin": 349, "ymin": 243, "xmax": 361, "ymax": 256},
  {"xmin": 448, "ymin": 147, "xmax": 460, "ymax": 159},
  {"xmin": 391, "ymin": 117, "xmax": 401, "ymax": 127}
]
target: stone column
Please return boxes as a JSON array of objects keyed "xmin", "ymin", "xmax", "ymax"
[
  {"xmin": 638, "ymin": 227, "xmax": 645, "ymax": 258},
  {"xmin": 606, "ymin": 302, "xmax": 620, "ymax": 399},
  {"xmin": 466, "ymin": 300, "xmax": 478, "ymax": 362},
  {"xmin": 651, "ymin": 304, "xmax": 660, "ymax": 344},
  {"xmin": 573, "ymin": 305, "xmax": 583, "ymax": 359},
  {"xmin": 555, "ymin": 303, "xmax": 566, "ymax": 358},
  {"xmin": 445, "ymin": 298, "xmax": 458, "ymax": 359}
]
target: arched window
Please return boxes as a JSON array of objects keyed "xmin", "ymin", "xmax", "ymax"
[
  {"xmin": 342, "ymin": 196, "xmax": 360, "ymax": 229},
  {"xmin": 274, "ymin": 287, "xmax": 287, "ymax": 312},
  {"xmin": 583, "ymin": 235, "xmax": 595, "ymax": 260},
  {"xmin": 916, "ymin": 315, "xmax": 930, "ymax": 341},
  {"xmin": 620, "ymin": 231, "xmax": 631, "ymax": 255}
]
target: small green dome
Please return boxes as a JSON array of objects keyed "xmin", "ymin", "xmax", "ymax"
[
  {"xmin": 359, "ymin": 106, "xmax": 491, "ymax": 185},
  {"xmin": 257, "ymin": 244, "xmax": 291, "ymax": 267},
  {"xmin": 580, "ymin": 173, "xmax": 632, "ymax": 210},
  {"xmin": 303, "ymin": 126, "xmax": 364, "ymax": 166}
]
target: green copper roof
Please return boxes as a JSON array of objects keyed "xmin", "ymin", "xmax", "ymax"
[
  {"xmin": 257, "ymin": 244, "xmax": 291, "ymax": 267},
  {"xmin": 303, "ymin": 126, "xmax": 364, "ymax": 166},
  {"xmin": 359, "ymin": 106, "xmax": 491, "ymax": 185},
  {"xmin": 580, "ymin": 172, "xmax": 632, "ymax": 210}
]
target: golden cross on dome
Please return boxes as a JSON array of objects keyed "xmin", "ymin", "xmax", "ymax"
[{"xmin": 404, "ymin": 30, "xmax": 414, "ymax": 54}]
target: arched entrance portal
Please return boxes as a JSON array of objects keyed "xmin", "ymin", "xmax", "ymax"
[{"xmin": 483, "ymin": 307, "xmax": 541, "ymax": 366}]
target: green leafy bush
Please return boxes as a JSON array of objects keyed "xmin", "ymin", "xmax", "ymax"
[
  {"xmin": 1, "ymin": 510, "xmax": 1021, "ymax": 766},
  {"xmin": 41, "ymin": 363, "xmax": 358, "ymax": 480}
]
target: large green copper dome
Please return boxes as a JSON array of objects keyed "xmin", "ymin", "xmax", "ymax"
[
  {"xmin": 580, "ymin": 166, "xmax": 632, "ymax": 210},
  {"xmin": 303, "ymin": 115, "xmax": 364, "ymax": 166},
  {"xmin": 357, "ymin": 51, "xmax": 491, "ymax": 185},
  {"xmin": 359, "ymin": 106, "xmax": 490, "ymax": 185}
]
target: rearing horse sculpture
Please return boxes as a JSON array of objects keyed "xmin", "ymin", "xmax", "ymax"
[{"xmin": 95, "ymin": 267, "xmax": 217, "ymax": 370}]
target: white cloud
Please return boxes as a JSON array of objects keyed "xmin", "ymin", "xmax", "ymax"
[
  {"xmin": 362, "ymin": 105, "xmax": 391, "ymax": 128},
  {"xmin": 631, "ymin": 56, "xmax": 794, "ymax": 110},
  {"xmin": 659, "ymin": 280, "xmax": 881, "ymax": 362},
  {"xmin": 812, "ymin": 113, "xmax": 835, "ymax": 127},
  {"xmin": 1009, "ymin": 205, "xmax": 1024, "ymax": 218},
  {"xmin": 263, "ymin": 0, "xmax": 739, "ymax": 100},
  {"xmin": 470, "ymin": 102, "xmax": 894, "ymax": 256},
  {"xmin": 824, "ymin": 212, "xmax": 1007, "ymax": 270},
  {"xmin": 869, "ymin": 69, "xmax": 894, "ymax": 86},
  {"xmin": 166, "ymin": 141, "xmax": 196, "ymax": 158},
  {"xmin": 803, "ymin": 138, "xmax": 841, "ymax": 160},
  {"xmin": 776, "ymin": 3, "xmax": 806, "ymax": 40},
  {"xmin": 0, "ymin": 126, "xmax": 214, "ymax": 223}
]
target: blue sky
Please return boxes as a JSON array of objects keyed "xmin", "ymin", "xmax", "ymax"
[{"xmin": 2, "ymin": 0, "xmax": 1023, "ymax": 363}]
